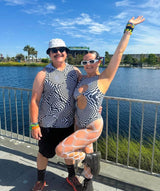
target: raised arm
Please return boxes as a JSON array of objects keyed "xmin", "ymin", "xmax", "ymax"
[{"xmin": 99, "ymin": 16, "xmax": 145, "ymax": 93}]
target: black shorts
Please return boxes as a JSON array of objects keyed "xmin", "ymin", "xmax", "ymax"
[{"xmin": 38, "ymin": 124, "xmax": 74, "ymax": 158}]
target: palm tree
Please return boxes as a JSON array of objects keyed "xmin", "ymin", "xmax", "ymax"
[
  {"xmin": 23, "ymin": 45, "xmax": 38, "ymax": 62},
  {"xmin": 23, "ymin": 45, "xmax": 31, "ymax": 62},
  {"xmin": 34, "ymin": 50, "xmax": 38, "ymax": 62}
]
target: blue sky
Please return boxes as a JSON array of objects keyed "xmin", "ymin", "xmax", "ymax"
[{"xmin": 0, "ymin": 0, "xmax": 160, "ymax": 58}]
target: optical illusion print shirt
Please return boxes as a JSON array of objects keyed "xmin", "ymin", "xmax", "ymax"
[
  {"xmin": 74, "ymin": 75, "xmax": 104, "ymax": 129},
  {"xmin": 38, "ymin": 63, "xmax": 78, "ymax": 128}
]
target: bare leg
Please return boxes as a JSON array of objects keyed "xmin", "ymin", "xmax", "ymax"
[
  {"xmin": 37, "ymin": 152, "xmax": 48, "ymax": 170},
  {"xmin": 65, "ymin": 159, "xmax": 74, "ymax": 165},
  {"xmin": 56, "ymin": 118, "xmax": 103, "ymax": 178},
  {"xmin": 56, "ymin": 118, "xmax": 103, "ymax": 161}
]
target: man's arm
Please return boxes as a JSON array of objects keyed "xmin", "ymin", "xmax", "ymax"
[{"xmin": 30, "ymin": 69, "xmax": 46, "ymax": 140}]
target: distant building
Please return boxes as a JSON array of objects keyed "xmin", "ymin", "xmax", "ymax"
[
  {"xmin": 68, "ymin": 47, "xmax": 89, "ymax": 58},
  {"xmin": 109, "ymin": 54, "xmax": 160, "ymax": 60}
]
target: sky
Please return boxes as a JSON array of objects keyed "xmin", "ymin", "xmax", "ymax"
[{"xmin": 0, "ymin": 0, "xmax": 160, "ymax": 58}]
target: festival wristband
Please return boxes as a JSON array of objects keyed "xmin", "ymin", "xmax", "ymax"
[
  {"xmin": 29, "ymin": 122, "xmax": 39, "ymax": 130},
  {"xmin": 124, "ymin": 22, "xmax": 135, "ymax": 35}
]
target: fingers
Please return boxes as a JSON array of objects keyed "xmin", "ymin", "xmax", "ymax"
[
  {"xmin": 130, "ymin": 15, "xmax": 145, "ymax": 25},
  {"xmin": 32, "ymin": 129, "xmax": 42, "ymax": 140}
]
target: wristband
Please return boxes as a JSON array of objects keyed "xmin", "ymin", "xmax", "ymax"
[
  {"xmin": 31, "ymin": 125, "xmax": 40, "ymax": 130},
  {"xmin": 29, "ymin": 122, "xmax": 39, "ymax": 130},
  {"xmin": 124, "ymin": 22, "xmax": 135, "ymax": 35}
]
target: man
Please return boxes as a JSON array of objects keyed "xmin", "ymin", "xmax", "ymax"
[{"xmin": 30, "ymin": 38, "xmax": 82, "ymax": 191}]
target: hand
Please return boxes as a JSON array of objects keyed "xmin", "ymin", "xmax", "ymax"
[
  {"xmin": 128, "ymin": 16, "xmax": 145, "ymax": 26},
  {"xmin": 31, "ymin": 127, "xmax": 42, "ymax": 140}
]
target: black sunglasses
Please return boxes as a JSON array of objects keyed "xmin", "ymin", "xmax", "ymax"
[{"xmin": 50, "ymin": 47, "xmax": 67, "ymax": 53}]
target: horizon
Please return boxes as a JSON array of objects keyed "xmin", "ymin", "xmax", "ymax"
[{"xmin": 0, "ymin": 0, "xmax": 160, "ymax": 58}]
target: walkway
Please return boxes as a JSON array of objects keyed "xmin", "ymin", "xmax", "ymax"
[{"xmin": 0, "ymin": 136, "xmax": 159, "ymax": 191}]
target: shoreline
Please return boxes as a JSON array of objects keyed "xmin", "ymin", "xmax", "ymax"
[{"xmin": 0, "ymin": 62, "xmax": 160, "ymax": 69}]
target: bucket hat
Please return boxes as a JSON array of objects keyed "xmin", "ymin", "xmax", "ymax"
[{"xmin": 46, "ymin": 38, "xmax": 70, "ymax": 54}]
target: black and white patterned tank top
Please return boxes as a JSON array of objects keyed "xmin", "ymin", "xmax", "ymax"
[
  {"xmin": 38, "ymin": 63, "xmax": 78, "ymax": 128},
  {"xmin": 74, "ymin": 75, "xmax": 104, "ymax": 128}
]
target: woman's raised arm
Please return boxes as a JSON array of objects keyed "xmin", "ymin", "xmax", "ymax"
[{"xmin": 99, "ymin": 16, "xmax": 145, "ymax": 93}]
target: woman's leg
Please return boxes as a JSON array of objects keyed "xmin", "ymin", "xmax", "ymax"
[
  {"xmin": 83, "ymin": 143, "xmax": 94, "ymax": 179},
  {"xmin": 56, "ymin": 117, "xmax": 103, "ymax": 161}
]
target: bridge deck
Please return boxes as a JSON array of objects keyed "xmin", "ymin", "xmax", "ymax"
[{"xmin": 0, "ymin": 136, "xmax": 159, "ymax": 191}]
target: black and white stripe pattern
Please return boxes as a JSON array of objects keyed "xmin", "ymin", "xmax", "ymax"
[
  {"xmin": 74, "ymin": 75, "xmax": 104, "ymax": 128},
  {"xmin": 38, "ymin": 63, "xmax": 78, "ymax": 128}
]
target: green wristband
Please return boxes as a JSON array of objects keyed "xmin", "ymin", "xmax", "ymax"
[{"xmin": 29, "ymin": 122, "xmax": 39, "ymax": 130}]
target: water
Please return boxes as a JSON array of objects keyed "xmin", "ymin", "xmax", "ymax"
[{"xmin": 0, "ymin": 66, "xmax": 160, "ymax": 140}]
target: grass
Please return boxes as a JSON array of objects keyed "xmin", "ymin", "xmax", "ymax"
[
  {"xmin": 0, "ymin": 62, "xmax": 48, "ymax": 67},
  {"xmin": 96, "ymin": 134, "xmax": 160, "ymax": 174}
]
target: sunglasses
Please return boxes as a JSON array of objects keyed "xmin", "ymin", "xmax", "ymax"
[
  {"xmin": 50, "ymin": 47, "xmax": 67, "ymax": 53},
  {"xmin": 81, "ymin": 59, "xmax": 99, "ymax": 65}
]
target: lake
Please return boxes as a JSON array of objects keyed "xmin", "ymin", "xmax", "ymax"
[{"xmin": 0, "ymin": 66, "xmax": 160, "ymax": 140}]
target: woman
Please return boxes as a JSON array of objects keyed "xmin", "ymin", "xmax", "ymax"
[{"xmin": 56, "ymin": 16, "xmax": 145, "ymax": 191}]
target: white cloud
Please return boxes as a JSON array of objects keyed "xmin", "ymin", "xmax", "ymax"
[
  {"xmin": 89, "ymin": 23, "xmax": 110, "ymax": 34},
  {"xmin": 24, "ymin": 3, "xmax": 56, "ymax": 15},
  {"xmin": 49, "ymin": 13, "xmax": 110, "ymax": 36},
  {"xmin": 3, "ymin": 0, "xmax": 28, "ymax": 5},
  {"xmin": 139, "ymin": 0, "xmax": 160, "ymax": 9},
  {"xmin": 114, "ymin": 12, "xmax": 128, "ymax": 19},
  {"xmin": 115, "ymin": 0, "xmax": 133, "ymax": 7},
  {"xmin": 46, "ymin": 4, "xmax": 56, "ymax": 11}
]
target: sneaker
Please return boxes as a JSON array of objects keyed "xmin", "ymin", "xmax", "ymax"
[
  {"xmin": 82, "ymin": 178, "xmax": 93, "ymax": 191},
  {"xmin": 66, "ymin": 176, "xmax": 82, "ymax": 191},
  {"xmin": 32, "ymin": 181, "xmax": 46, "ymax": 191},
  {"xmin": 83, "ymin": 152, "xmax": 101, "ymax": 176}
]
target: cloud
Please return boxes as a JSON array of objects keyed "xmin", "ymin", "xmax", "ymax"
[
  {"xmin": 114, "ymin": 12, "xmax": 128, "ymax": 19},
  {"xmin": 49, "ymin": 13, "xmax": 110, "ymax": 36},
  {"xmin": 2, "ymin": 0, "xmax": 56, "ymax": 14},
  {"xmin": 139, "ymin": 0, "xmax": 160, "ymax": 9},
  {"xmin": 115, "ymin": 0, "xmax": 133, "ymax": 7},
  {"xmin": 3, "ymin": 0, "xmax": 28, "ymax": 5},
  {"xmin": 23, "ymin": 3, "xmax": 56, "ymax": 15},
  {"xmin": 46, "ymin": 4, "xmax": 56, "ymax": 11}
]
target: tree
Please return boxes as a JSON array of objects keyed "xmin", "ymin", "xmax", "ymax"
[
  {"xmin": 15, "ymin": 54, "xmax": 25, "ymax": 62},
  {"xmin": 23, "ymin": 45, "xmax": 38, "ymax": 62},
  {"xmin": 123, "ymin": 54, "xmax": 133, "ymax": 65},
  {"xmin": 139, "ymin": 54, "xmax": 146, "ymax": 64},
  {"xmin": 11, "ymin": 57, "xmax": 15, "ymax": 62},
  {"xmin": 6, "ymin": 55, "xmax": 10, "ymax": 62},
  {"xmin": 41, "ymin": 58, "xmax": 50, "ymax": 63},
  {"xmin": 23, "ymin": 45, "xmax": 31, "ymax": 61},
  {"xmin": 29, "ymin": 47, "xmax": 36, "ymax": 62},
  {"xmin": 105, "ymin": 51, "xmax": 110, "ymax": 65},
  {"xmin": 147, "ymin": 54, "xmax": 158, "ymax": 65},
  {"xmin": 34, "ymin": 51, "xmax": 38, "ymax": 62},
  {"xmin": 75, "ymin": 54, "xmax": 83, "ymax": 65},
  {"xmin": 67, "ymin": 54, "xmax": 75, "ymax": 65},
  {"xmin": 132, "ymin": 57, "xmax": 139, "ymax": 66}
]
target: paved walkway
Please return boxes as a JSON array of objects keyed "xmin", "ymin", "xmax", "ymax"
[{"xmin": 0, "ymin": 135, "xmax": 159, "ymax": 191}]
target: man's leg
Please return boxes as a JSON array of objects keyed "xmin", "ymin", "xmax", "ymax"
[
  {"xmin": 32, "ymin": 153, "xmax": 48, "ymax": 191},
  {"xmin": 37, "ymin": 152, "xmax": 48, "ymax": 181},
  {"xmin": 37, "ymin": 152, "xmax": 48, "ymax": 170}
]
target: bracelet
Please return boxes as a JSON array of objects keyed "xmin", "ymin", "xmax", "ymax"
[
  {"xmin": 124, "ymin": 22, "xmax": 135, "ymax": 35},
  {"xmin": 29, "ymin": 122, "xmax": 39, "ymax": 130}
]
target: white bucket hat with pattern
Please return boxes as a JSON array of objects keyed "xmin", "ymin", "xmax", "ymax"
[{"xmin": 46, "ymin": 38, "xmax": 69, "ymax": 54}]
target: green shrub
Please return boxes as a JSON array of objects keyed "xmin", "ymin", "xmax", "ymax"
[{"xmin": 96, "ymin": 134, "xmax": 160, "ymax": 174}]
